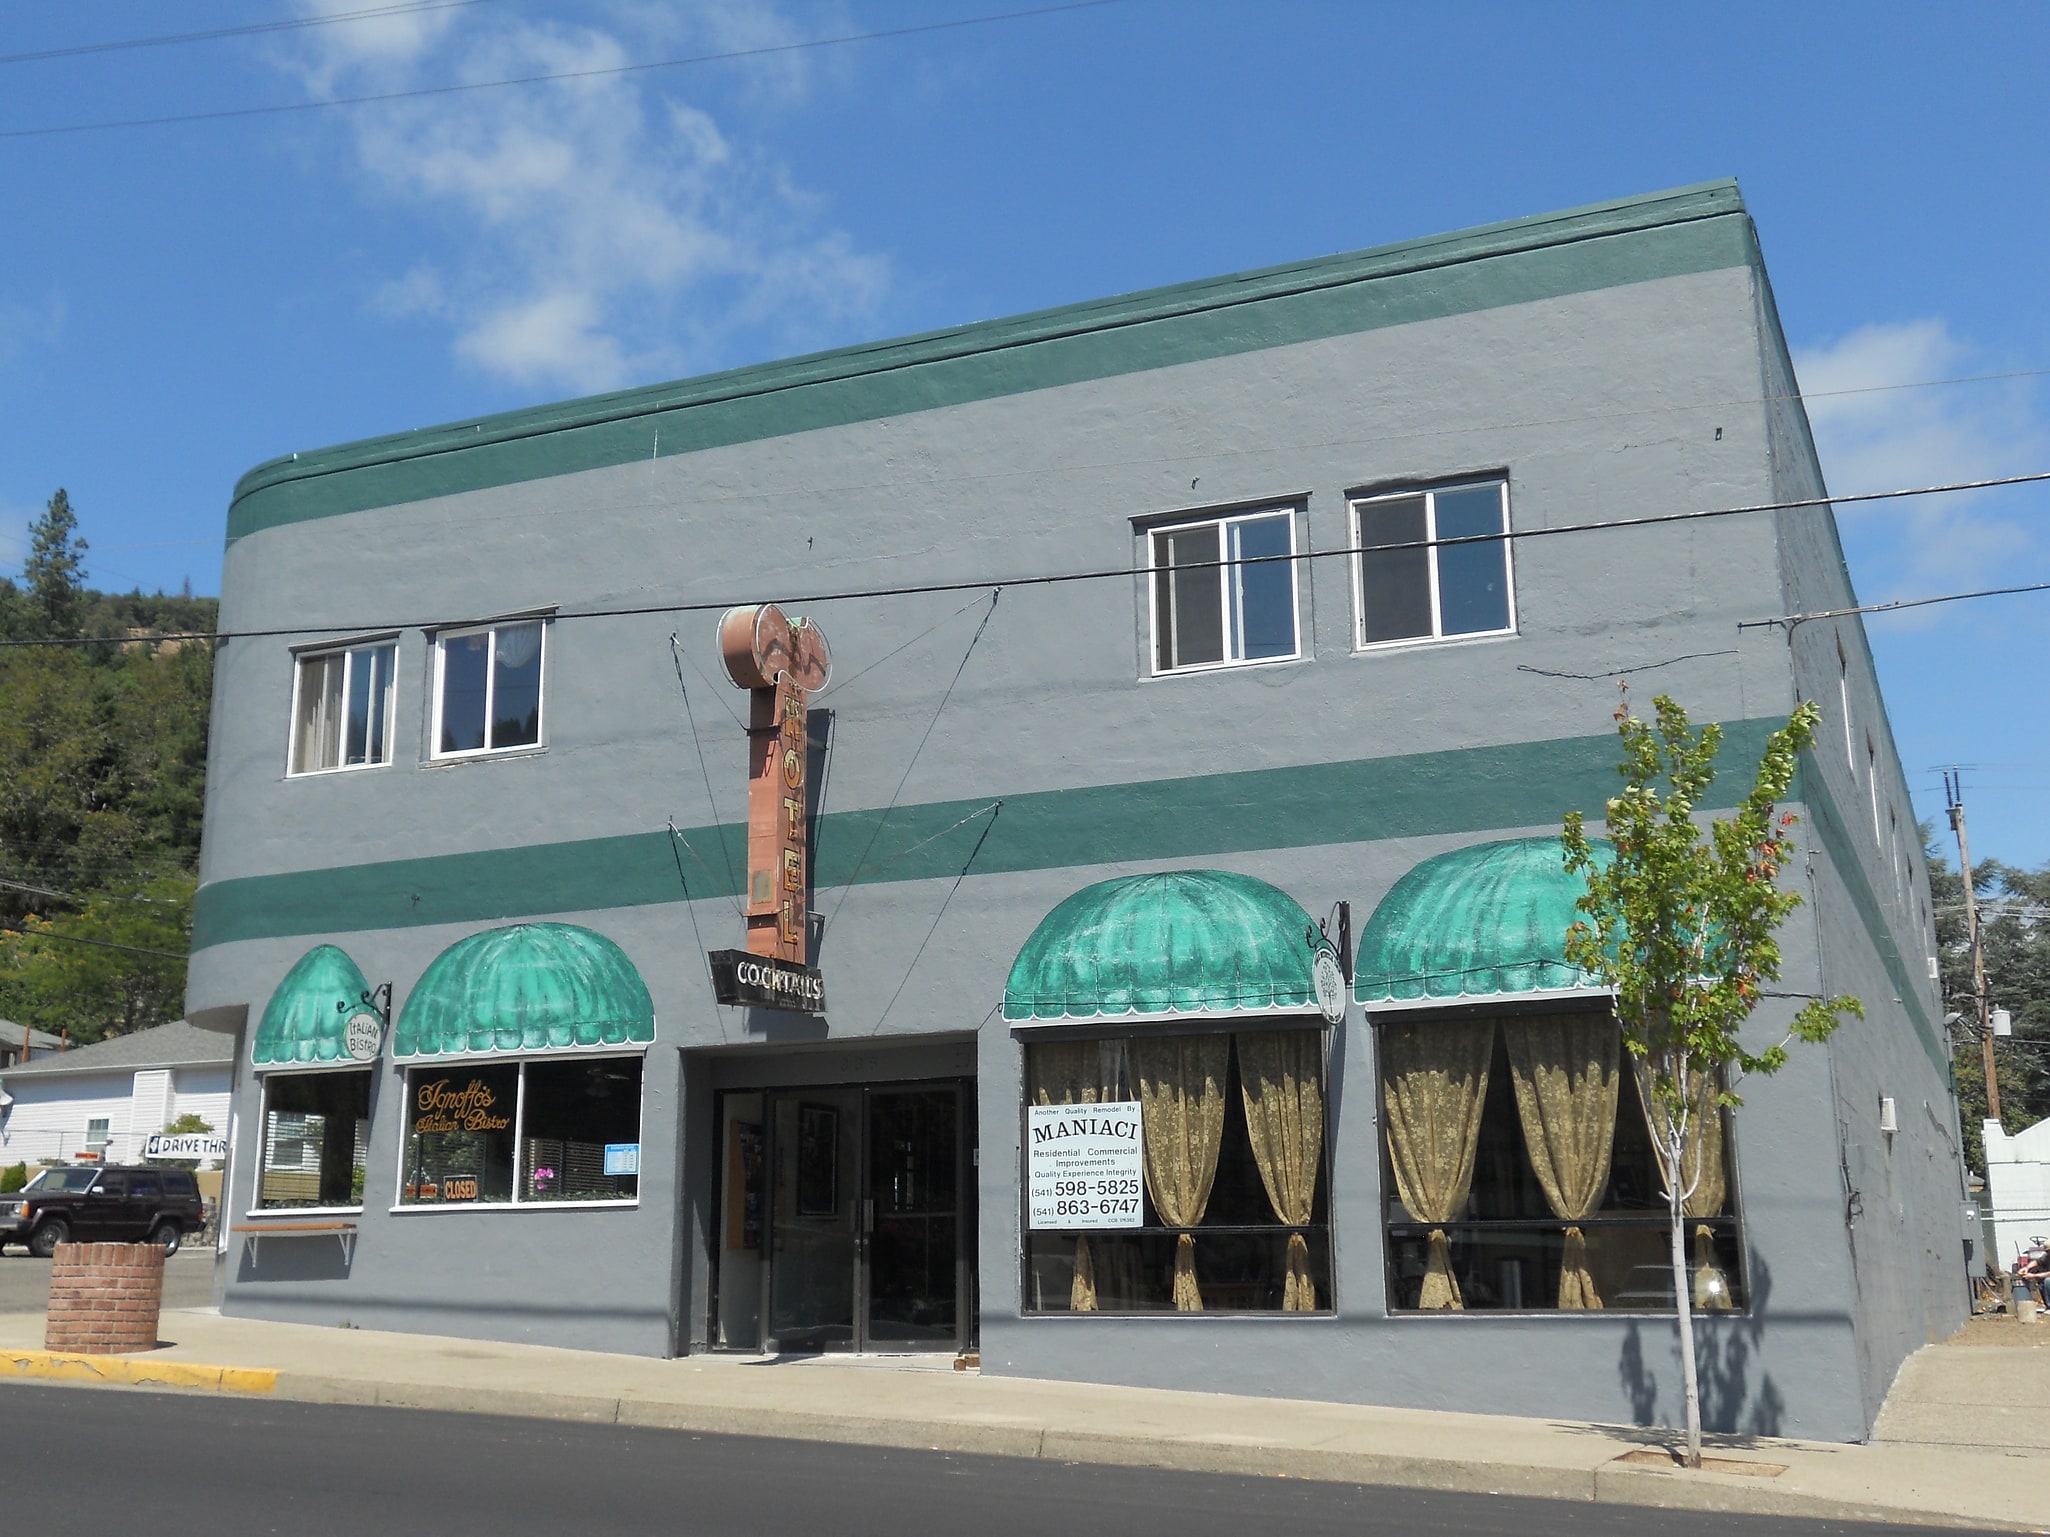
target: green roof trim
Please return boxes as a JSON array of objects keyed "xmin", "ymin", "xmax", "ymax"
[
  {"xmin": 254, "ymin": 944, "xmax": 371, "ymax": 1065},
  {"xmin": 194, "ymin": 718, "xmax": 1789, "ymax": 952},
  {"xmin": 227, "ymin": 181, "xmax": 1755, "ymax": 543},
  {"xmin": 1004, "ymin": 869, "xmax": 1324, "ymax": 1023},
  {"xmin": 394, "ymin": 922, "xmax": 655, "ymax": 1059},
  {"xmin": 1355, "ymin": 837, "xmax": 1612, "ymax": 1006}
]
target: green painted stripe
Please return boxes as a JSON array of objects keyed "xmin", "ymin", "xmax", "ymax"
[
  {"xmin": 1795, "ymin": 753, "xmax": 1946, "ymax": 1077},
  {"xmin": 226, "ymin": 184, "xmax": 1756, "ymax": 543},
  {"xmin": 192, "ymin": 719, "xmax": 1783, "ymax": 951}
]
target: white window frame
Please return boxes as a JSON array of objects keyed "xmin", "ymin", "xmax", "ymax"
[
  {"xmin": 247, "ymin": 1062, "xmax": 373, "ymax": 1219},
  {"xmin": 430, "ymin": 618, "xmax": 549, "ymax": 761},
  {"xmin": 1837, "ymin": 636, "xmax": 1855, "ymax": 774},
  {"xmin": 1349, "ymin": 478, "xmax": 1517, "ymax": 652},
  {"xmin": 1144, "ymin": 505, "xmax": 1303, "ymax": 677},
  {"xmin": 84, "ymin": 1117, "xmax": 111, "ymax": 1153},
  {"xmin": 286, "ymin": 636, "xmax": 399, "ymax": 777},
  {"xmin": 391, "ymin": 1049, "xmax": 644, "ymax": 1213}
]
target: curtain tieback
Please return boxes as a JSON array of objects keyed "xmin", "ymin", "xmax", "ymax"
[{"xmin": 1171, "ymin": 1231, "xmax": 1203, "ymax": 1313}]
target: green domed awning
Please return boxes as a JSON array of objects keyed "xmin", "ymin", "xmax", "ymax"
[
  {"xmin": 255, "ymin": 944, "xmax": 371, "ymax": 1065},
  {"xmin": 1355, "ymin": 837, "xmax": 1612, "ymax": 1008},
  {"xmin": 1005, "ymin": 870, "xmax": 1325, "ymax": 1024},
  {"xmin": 395, "ymin": 923, "xmax": 655, "ymax": 1059}
]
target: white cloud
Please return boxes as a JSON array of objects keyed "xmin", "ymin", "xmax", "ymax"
[
  {"xmin": 0, "ymin": 295, "xmax": 66, "ymax": 379},
  {"xmin": 281, "ymin": 1, "xmax": 885, "ymax": 393},
  {"xmin": 1795, "ymin": 320, "xmax": 2047, "ymax": 598}
]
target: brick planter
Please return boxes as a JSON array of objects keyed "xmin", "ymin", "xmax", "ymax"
[{"xmin": 45, "ymin": 1242, "xmax": 165, "ymax": 1354}]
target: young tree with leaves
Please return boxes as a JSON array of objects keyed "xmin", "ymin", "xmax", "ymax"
[{"xmin": 1563, "ymin": 695, "xmax": 1861, "ymax": 1468}]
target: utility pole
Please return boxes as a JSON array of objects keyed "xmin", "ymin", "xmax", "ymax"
[{"xmin": 1945, "ymin": 769, "xmax": 2000, "ymax": 1122}]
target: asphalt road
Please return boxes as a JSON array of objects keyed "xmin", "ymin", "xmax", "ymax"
[
  {"xmin": 0, "ymin": 1247, "xmax": 216, "ymax": 1313},
  {"xmin": 0, "ymin": 1383, "xmax": 1991, "ymax": 1537}
]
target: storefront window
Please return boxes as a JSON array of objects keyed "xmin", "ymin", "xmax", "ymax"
[
  {"xmin": 1376, "ymin": 1008, "xmax": 1743, "ymax": 1313},
  {"xmin": 258, "ymin": 1069, "xmax": 371, "ymax": 1210},
  {"xmin": 399, "ymin": 1055, "xmax": 642, "ymax": 1207},
  {"xmin": 1022, "ymin": 1029, "xmax": 1331, "ymax": 1314},
  {"xmin": 520, "ymin": 1056, "xmax": 643, "ymax": 1202}
]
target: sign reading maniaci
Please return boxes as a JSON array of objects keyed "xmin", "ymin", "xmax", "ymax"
[
  {"xmin": 1026, "ymin": 1101, "xmax": 1144, "ymax": 1230},
  {"xmin": 143, "ymin": 1133, "xmax": 229, "ymax": 1160}
]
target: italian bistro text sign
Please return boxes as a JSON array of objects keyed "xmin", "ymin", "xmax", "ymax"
[{"xmin": 1026, "ymin": 1101, "xmax": 1144, "ymax": 1230}]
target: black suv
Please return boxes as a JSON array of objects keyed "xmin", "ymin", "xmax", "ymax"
[{"xmin": 0, "ymin": 1165, "xmax": 206, "ymax": 1257}]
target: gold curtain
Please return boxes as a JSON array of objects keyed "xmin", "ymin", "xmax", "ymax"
[
  {"xmin": 1029, "ymin": 1040, "xmax": 1130, "ymax": 1311},
  {"xmin": 1380, "ymin": 1020, "xmax": 1494, "ymax": 1309},
  {"xmin": 1237, "ymin": 1030, "xmax": 1325, "ymax": 1310},
  {"xmin": 1128, "ymin": 1034, "xmax": 1230, "ymax": 1311},
  {"xmin": 1503, "ymin": 1014, "xmax": 1620, "ymax": 1309},
  {"xmin": 1643, "ymin": 1069, "xmax": 1733, "ymax": 1310}
]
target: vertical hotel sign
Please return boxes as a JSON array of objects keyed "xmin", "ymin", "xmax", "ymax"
[{"xmin": 707, "ymin": 603, "xmax": 832, "ymax": 1012}]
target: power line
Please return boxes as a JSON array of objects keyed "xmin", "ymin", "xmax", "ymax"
[
  {"xmin": 0, "ymin": 0, "xmax": 501, "ymax": 67},
  {"xmin": 1740, "ymin": 577, "xmax": 2050, "ymax": 632},
  {"xmin": 0, "ymin": 876, "xmax": 175, "ymax": 908},
  {"xmin": 0, "ymin": 926, "xmax": 186, "ymax": 962},
  {"xmin": 0, "ymin": 0, "xmax": 1123, "ymax": 140},
  {"xmin": 6, "ymin": 469, "xmax": 2048, "ymax": 652}
]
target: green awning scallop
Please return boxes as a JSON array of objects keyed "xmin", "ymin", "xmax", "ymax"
[
  {"xmin": 254, "ymin": 944, "xmax": 372, "ymax": 1065},
  {"xmin": 1005, "ymin": 870, "xmax": 1324, "ymax": 1024},
  {"xmin": 1354, "ymin": 836, "xmax": 1613, "ymax": 1007},
  {"xmin": 394, "ymin": 922, "xmax": 655, "ymax": 1059}
]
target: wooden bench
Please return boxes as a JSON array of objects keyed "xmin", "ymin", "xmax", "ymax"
[{"xmin": 236, "ymin": 1220, "xmax": 358, "ymax": 1265}]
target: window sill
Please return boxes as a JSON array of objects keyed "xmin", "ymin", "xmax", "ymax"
[
  {"xmin": 1146, "ymin": 652, "xmax": 1305, "ymax": 682},
  {"xmin": 244, "ymin": 1206, "xmax": 364, "ymax": 1220},
  {"xmin": 1352, "ymin": 628, "xmax": 1518, "ymax": 658},
  {"xmin": 284, "ymin": 760, "xmax": 393, "ymax": 781},
  {"xmin": 424, "ymin": 745, "xmax": 548, "ymax": 767},
  {"xmin": 388, "ymin": 1199, "xmax": 639, "ymax": 1214},
  {"xmin": 1022, "ymin": 1309, "xmax": 1335, "ymax": 1320},
  {"xmin": 1385, "ymin": 1307, "xmax": 1749, "ymax": 1319}
]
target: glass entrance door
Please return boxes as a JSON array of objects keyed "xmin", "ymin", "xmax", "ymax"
[
  {"xmin": 865, "ymin": 1086, "xmax": 961, "ymax": 1347},
  {"xmin": 715, "ymin": 1079, "xmax": 969, "ymax": 1354},
  {"xmin": 767, "ymin": 1087, "xmax": 861, "ymax": 1353}
]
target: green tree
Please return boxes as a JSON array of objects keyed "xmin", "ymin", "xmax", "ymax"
[
  {"xmin": 1931, "ymin": 845, "xmax": 2050, "ymax": 1172},
  {"xmin": 23, "ymin": 488, "xmax": 88, "ymax": 639},
  {"xmin": 1563, "ymin": 695, "xmax": 1861, "ymax": 1467},
  {"xmin": 0, "ymin": 872, "xmax": 194, "ymax": 1044},
  {"xmin": 0, "ymin": 495, "xmax": 217, "ymax": 1042}
]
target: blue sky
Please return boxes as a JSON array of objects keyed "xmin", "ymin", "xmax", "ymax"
[{"xmin": 2, "ymin": 1, "xmax": 2046, "ymax": 862}]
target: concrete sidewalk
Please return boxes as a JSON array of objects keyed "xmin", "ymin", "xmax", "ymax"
[{"xmin": 2, "ymin": 1306, "xmax": 2042, "ymax": 1532}]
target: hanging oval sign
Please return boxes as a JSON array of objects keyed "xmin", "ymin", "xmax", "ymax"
[
  {"xmin": 343, "ymin": 1010, "xmax": 385, "ymax": 1062},
  {"xmin": 1312, "ymin": 949, "xmax": 1347, "ymax": 1024}
]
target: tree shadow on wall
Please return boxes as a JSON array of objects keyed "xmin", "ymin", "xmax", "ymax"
[{"xmin": 1617, "ymin": 1252, "xmax": 1783, "ymax": 1437}]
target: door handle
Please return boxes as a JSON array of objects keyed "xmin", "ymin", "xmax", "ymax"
[{"xmin": 863, "ymin": 1199, "xmax": 875, "ymax": 1234}]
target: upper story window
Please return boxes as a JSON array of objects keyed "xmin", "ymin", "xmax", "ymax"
[
  {"xmin": 1352, "ymin": 479, "xmax": 1514, "ymax": 648},
  {"xmin": 1148, "ymin": 507, "xmax": 1300, "ymax": 675},
  {"xmin": 1837, "ymin": 637, "xmax": 1855, "ymax": 772},
  {"xmin": 291, "ymin": 639, "xmax": 397, "ymax": 775},
  {"xmin": 434, "ymin": 620, "xmax": 545, "ymax": 758}
]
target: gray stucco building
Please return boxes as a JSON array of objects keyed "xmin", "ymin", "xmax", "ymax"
[{"xmin": 190, "ymin": 180, "xmax": 1964, "ymax": 1443}]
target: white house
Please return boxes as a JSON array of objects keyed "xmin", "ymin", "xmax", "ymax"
[
  {"xmin": 0, "ymin": 1020, "xmax": 232, "ymax": 1168},
  {"xmin": 0, "ymin": 1018, "xmax": 63, "ymax": 1071},
  {"xmin": 1985, "ymin": 1116, "xmax": 2050, "ymax": 1269}
]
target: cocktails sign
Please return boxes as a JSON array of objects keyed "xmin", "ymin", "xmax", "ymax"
[{"xmin": 709, "ymin": 603, "xmax": 831, "ymax": 1011}]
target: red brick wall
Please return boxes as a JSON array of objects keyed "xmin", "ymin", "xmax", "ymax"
[{"xmin": 45, "ymin": 1242, "xmax": 165, "ymax": 1354}]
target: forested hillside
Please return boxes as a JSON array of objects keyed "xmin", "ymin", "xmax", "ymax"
[{"xmin": 0, "ymin": 491, "xmax": 214, "ymax": 1043}]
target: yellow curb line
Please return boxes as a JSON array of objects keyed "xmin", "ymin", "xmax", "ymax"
[{"xmin": 2, "ymin": 1349, "xmax": 276, "ymax": 1394}]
